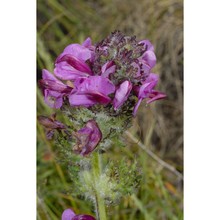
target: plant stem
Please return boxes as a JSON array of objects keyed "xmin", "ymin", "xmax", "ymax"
[{"xmin": 92, "ymin": 152, "xmax": 107, "ymax": 220}]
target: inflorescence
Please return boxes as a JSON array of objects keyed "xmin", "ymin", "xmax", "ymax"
[{"xmin": 38, "ymin": 31, "xmax": 165, "ymax": 155}]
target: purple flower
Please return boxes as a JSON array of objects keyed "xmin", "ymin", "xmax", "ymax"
[
  {"xmin": 39, "ymin": 69, "xmax": 72, "ymax": 93},
  {"xmin": 138, "ymin": 40, "xmax": 156, "ymax": 78},
  {"xmin": 44, "ymin": 90, "xmax": 64, "ymax": 109},
  {"xmin": 139, "ymin": 39, "xmax": 155, "ymax": 51},
  {"xmin": 133, "ymin": 73, "xmax": 166, "ymax": 116},
  {"xmin": 39, "ymin": 69, "xmax": 73, "ymax": 109},
  {"xmin": 69, "ymin": 76, "xmax": 115, "ymax": 107},
  {"xmin": 73, "ymin": 120, "xmax": 102, "ymax": 156},
  {"xmin": 37, "ymin": 114, "xmax": 66, "ymax": 139},
  {"xmin": 62, "ymin": 208, "xmax": 96, "ymax": 220},
  {"xmin": 54, "ymin": 38, "xmax": 94, "ymax": 80},
  {"xmin": 113, "ymin": 80, "xmax": 132, "ymax": 110},
  {"xmin": 138, "ymin": 73, "xmax": 159, "ymax": 98},
  {"xmin": 146, "ymin": 90, "xmax": 166, "ymax": 104},
  {"xmin": 61, "ymin": 37, "xmax": 95, "ymax": 62},
  {"xmin": 101, "ymin": 61, "xmax": 116, "ymax": 78}
]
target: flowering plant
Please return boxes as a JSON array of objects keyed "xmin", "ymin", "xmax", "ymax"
[{"xmin": 38, "ymin": 31, "xmax": 165, "ymax": 219}]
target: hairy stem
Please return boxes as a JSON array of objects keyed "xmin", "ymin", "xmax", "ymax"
[{"xmin": 92, "ymin": 152, "xmax": 107, "ymax": 220}]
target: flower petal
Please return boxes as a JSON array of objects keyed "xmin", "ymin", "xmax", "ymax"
[
  {"xmin": 39, "ymin": 69, "xmax": 72, "ymax": 93},
  {"xmin": 139, "ymin": 39, "xmax": 155, "ymax": 51},
  {"xmin": 69, "ymin": 76, "xmax": 115, "ymax": 107},
  {"xmin": 56, "ymin": 54, "xmax": 92, "ymax": 74},
  {"xmin": 62, "ymin": 209, "xmax": 76, "ymax": 220},
  {"xmin": 138, "ymin": 73, "xmax": 159, "ymax": 99},
  {"xmin": 54, "ymin": 61, "xmax": 91, "ymax": 80},
  {"xmin": 69, "ymin": 91, "xmax": 111, "ymax": 107},
  {"xmin": 147, "ymin": 90, "xmax": 166, "ymax": 104},
  {"xmin": 62, "ymin": 44, "xmax": 92, "ymax": 61},
  {"xmin": 44, "ymin": 90, "xmax": 63, "ymax": 109},
  {"xmin": 82, "ymin": 37, "xmax": 92, "ymax": 47},
  {"xmin": 73, "ymin": 120, "xmax": 102, "ymax": 156},
  {"xmin": 42, "ymin": 69, "xmax": 58, "ymax": 81},
  {"xmin": 132, "ymin": 98, "xmax": 142, "ymax": 116},
  {"xmin": 39, "ymin": 79, "xmax": 72, "ymax": 93},
  {"xmin": 113, "ymin": 81, "xmax": 132, "ymax": 110},
  {"xmin": 101, "ymin": 61, "xmax": 116, "ymax": 78},
  {"xmin": 141, "ymin": 50, "xmax": 156, "ymax": 69},
  {"xmin": 83, "ymin": 76, "xmax": 115, "ymax": 95}
]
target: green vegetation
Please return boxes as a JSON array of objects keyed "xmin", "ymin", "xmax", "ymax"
[{"xmin": 37, "ymin": 0, "xmax": 183, "ymax": 219}]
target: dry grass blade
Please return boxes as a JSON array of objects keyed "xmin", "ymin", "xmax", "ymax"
[{"xmin": 125, "ymin": 131, "xmax": 183, "ymax": 180}]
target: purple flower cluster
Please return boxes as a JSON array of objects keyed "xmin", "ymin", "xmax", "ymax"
[{"xmin": 39, "ymin": 31, "xmax": 165, "ymax": 116}]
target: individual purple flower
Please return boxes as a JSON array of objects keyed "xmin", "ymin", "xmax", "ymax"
[
  {"xmin": 73, "ymin": 120, "xmax": 102, "ymax": 156},
  {"xmin": 138, "ymin": 40, "xmax": 156, "ymax": 78},
  {"xmin": 54, "ymin": 38, "xmax": 94, "ymax": 80},
  {"xmin": 69, "ymin": 76, "xmax": 115, "ymax": 107},
  {"xmin": 39, "ymin": 69, "xmax": 72, "ymax": 108},
  {"xmin": 146, "ymin": 90, "xmax": 166, "ymax": 104},
  {"xmin": 60, "ymin": 37, "xmax": 95, "ymax": 62},
  {"xmin": 44, "ymin": 90, "xmax": 64, "ymax": 109},
  {"xmin": 37, "ymin": 114, "xmax": 66, "ymax": 139},
  {"xmin": 133, "ymin": 73, "xmax": 166, "ymax": 116},
  {"xmin": 39, "ymin": 69, "xmax": 72, "ymax": 93},
  {"xmin": 55, "ymin": 55, "xmax": 93, "ymax": 80},
  {"xmin": 62, "ymin": 208, "xmax": 96, "ymax": 220},
  {"xmin": 101, "ymin": 61, "xmax": 116, "ymax": 78},
  {"xmin": 138, "ymin": 73, "xmax": 159, "ymax": 97},
  {"xmin": 113, "ymin": 80, "xmax": 132, "ymax": 110}
]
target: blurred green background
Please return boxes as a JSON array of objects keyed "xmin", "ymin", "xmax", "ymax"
[{"xmin": 37, "ymin": 0, "xmax": 183, "ymax": 219}]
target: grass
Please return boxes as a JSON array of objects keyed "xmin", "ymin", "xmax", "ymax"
[{"xmin": 37, "ymin": 0, "xmax": 183, "ymax": 219}]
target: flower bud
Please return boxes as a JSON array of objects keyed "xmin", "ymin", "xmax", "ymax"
[
  {"xmin": 37, "ymin": 114, "xmax": 66, "ymax": 129},
  {"xmin": 37, "ymin": 114, "xmax": 66, "ymax": 139}
]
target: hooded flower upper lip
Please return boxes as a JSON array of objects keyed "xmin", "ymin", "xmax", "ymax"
[
  {"xmin": 62, "ymin": 208, "xmax": 96, "ymax": 220},
  {"xmin": 55, "ymin": 54, "xmax": 93, "ymax": 80},
  {"xmin": 54, "ymin": 38, "xmax": 94, "ymax": 81},
  {"xmin": 38, "ymin": 69, "xmax": 73, "ymax": 108},
  {"xmin": 39, "ymin": 69, "xmax": 73, "ymax": 93},
  {"xmin": 138, "ymin": 39, "xmax": 157, "ymax": 78},
  {"xmin": 139, "ymin": 39, "xmax": 155, "ymax": 51},
  {"xmin": 73, "ymin": 120, "xmax": 102, "ymax": 156},
  {"xmin": 133, "ymin": 73, "xmax": 166, "ymax": 116},
  {"xmin": 113, "ymin": 80, "xmax": 132, "ymax": 110}
]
